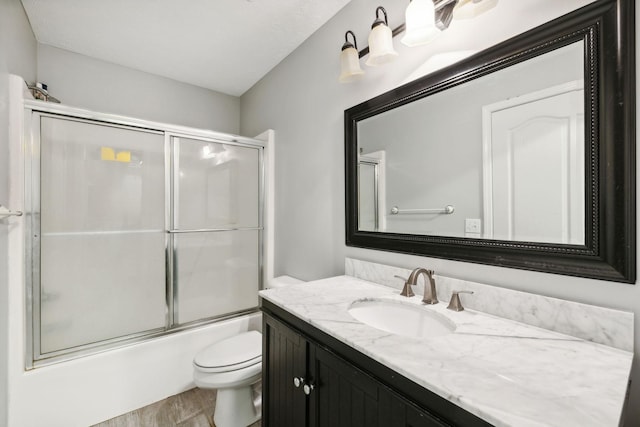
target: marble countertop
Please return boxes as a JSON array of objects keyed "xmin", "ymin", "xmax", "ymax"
[{"xmin": 259, "ymin": 275, "xmax": 633, "ymax": 427}]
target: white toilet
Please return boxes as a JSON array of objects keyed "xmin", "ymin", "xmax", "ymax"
[
  {"xmin": 194, "ymin": 330, "xmax": 263, "ymax": 427},
  {"xmin": 193, "ymin": 275, "xmax": 304, "ymax": 427}
]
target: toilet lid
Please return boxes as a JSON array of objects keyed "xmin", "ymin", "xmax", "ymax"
[{"xmin": 194, "ymin": 331, "xmax": 262, "ymax": 373}]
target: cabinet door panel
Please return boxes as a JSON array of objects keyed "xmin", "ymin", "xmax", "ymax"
[
  {"xmin": 316, "ymin": 363, "xmax": 379, "ymax": 427},
  {"xmin": 311, "ymin": 345, "xmax": 449, "ymax": 427},
  {"xmin": 263, "ymin": 315, "xmax": 307, "ymax": 427},
  {"xmin": 310, "ymin": 346, "xmax": 396, "ymax": 427},
  {"xmin": 378, "ymin": 390, "xmax": 411, "ymax": 426}
]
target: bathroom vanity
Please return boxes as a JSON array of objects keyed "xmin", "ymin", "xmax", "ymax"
[
  {"xmin": 259, "ymin": 266, "xmax": 633, "ymax": 427},
  {"xmin": 261, "ymin": 301, "xmax": 487, "ymax": 426}
]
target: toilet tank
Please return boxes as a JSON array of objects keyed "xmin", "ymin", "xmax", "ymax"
[{"xmin": 267, "ymin": 275, "xmax": 304, "ymax": 289}]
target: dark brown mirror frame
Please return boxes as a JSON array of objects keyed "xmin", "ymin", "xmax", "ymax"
[{"xmin": 345, "ymin": 0, "xmax": 636, "ymax": 283}]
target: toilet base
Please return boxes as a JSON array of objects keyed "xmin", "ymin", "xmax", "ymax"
[{"xmin": 213, "ymin": 385, "xmax": 261, "ymax": 427}]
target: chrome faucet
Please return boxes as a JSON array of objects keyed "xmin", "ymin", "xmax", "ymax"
[{"xmin": 397, "ymin": 268, "xmax": 438, "ymax": 304}]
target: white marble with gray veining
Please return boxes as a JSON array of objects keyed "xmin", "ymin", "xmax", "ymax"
[
  {"xmin": 260, "ymin": 275, "xmax": 633, "ymax": 427},
  {"xmin": 345, "ymin": 258, "xmax": 634, "ymax": 352}
]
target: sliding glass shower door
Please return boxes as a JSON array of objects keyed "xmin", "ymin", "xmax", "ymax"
[
  {"xmin": 30, "ymin": 112, "xmax": 263, "ymax": 366},
  {"xmin": 38, "ymin": 117, "xmax": 167, "ymax": 355},
  {"xmin": 171, "ymin": 137, "xmax": 261, "ymax": 324}
]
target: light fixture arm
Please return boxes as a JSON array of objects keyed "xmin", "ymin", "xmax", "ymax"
[
  {"xmin": 373, "ymin": 6, "xmax": 390, "ymax": 28},
  {"xmin": 343, "ymin": 30, "xmax": 358, "ymax": 51}
]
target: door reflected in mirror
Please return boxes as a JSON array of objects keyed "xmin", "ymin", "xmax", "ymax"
[{"xmin": 357, "ymin": 41, "xmax": 585, "ymax": 245}]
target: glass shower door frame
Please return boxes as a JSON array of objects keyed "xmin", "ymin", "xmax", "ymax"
[
  {"xmin": 26, "ymin": 112, "xmax": 169, "ymax": 366},
  {"xmin": 167, "ymin": 132, "xmax": 265, "ymax": 328},
  {"xmin": 24, "ymin": 107, "xmax": 264, "ymax": 369}
]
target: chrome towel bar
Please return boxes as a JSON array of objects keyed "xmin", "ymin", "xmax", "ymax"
[
  {"xmin": 0, "ymin": 205, "xmax": 23, "ymax": 219},
  {"xmin": 390, "ymin": 205, "xmax": 454, "ymax": 215}
]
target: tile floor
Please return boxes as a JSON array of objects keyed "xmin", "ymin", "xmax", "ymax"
[{"xmin": 92, "ymin": 386, "xmax": 261, "ymax": 427}]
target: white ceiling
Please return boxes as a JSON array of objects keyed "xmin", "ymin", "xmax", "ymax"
[{"xmin": 21, "ymin": 0, "xmax": 351, "ymax": 96}]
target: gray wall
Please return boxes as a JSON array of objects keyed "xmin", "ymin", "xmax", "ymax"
[
  {"xmin": 240, "ymin": 0, "xmax": 640, "ymax": 424},
  {"xmin": 37, "ymin": 44, "xmax": 241, "ymax": 134},
  {"xmin": 0, "ymin": 0, "xmax": 37, "ymax": 425}
]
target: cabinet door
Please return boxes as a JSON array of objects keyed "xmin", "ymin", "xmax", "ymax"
[
  {"xmin": 263, "ymin": 314, "xmax": 308, "ymax": 427},
  {"xmin": 310, "ymin": 345, "xmax": 449, "ymax": 427}
]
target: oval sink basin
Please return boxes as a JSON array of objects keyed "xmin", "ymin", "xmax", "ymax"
[{"xmin": 348, "ymin": 299, "xmax": 455, "ymax": 339}]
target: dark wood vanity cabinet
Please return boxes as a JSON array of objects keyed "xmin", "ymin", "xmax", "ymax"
[
  {"xmin": 263, "ymin": 312, "xmax": 447, "ymax": 427},
  {"xmin": 263, "ymin": 311, "xmax": 307, "ymax": 426},
  {"xmin": 262, "ymin": 302, "xmax": 491, "ymax": 427},
  {"xmin": 309, "ymin": 344, "xmax": 446, "ymax": 427}
]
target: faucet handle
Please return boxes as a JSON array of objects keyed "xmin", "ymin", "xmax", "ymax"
[
  {"xmin": 394, "ymin": 275, "xmax": 414, "ymax": 297},
  {"xmin": 447, "ymin": 290, "xmax": 474, "ymax": 312}
]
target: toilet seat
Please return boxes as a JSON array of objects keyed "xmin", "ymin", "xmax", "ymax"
[{"xmin": 194, "ymin": 330, "xmax": 262, "ymax": 373}]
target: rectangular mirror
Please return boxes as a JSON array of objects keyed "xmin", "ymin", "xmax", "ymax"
[
  {"xmin": 345, "ymin": 0, "xmax": 635, "ymax": 283},
  {"xmin": 358, "ymin": 41, "xmax": 585, "ymax": 244}
]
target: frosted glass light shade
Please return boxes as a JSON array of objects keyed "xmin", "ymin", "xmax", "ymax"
[
  {"xmin": 339, "ymin": 47, "xmax": 364, "ymax": 83},
  {"xmin": 402, "ymin": 0, "xmax": 440, "ymax": 47},
  {"xmin": 453, "ymin": 0, "xmax": 499, "ymax": 20},
  {"xmin": 366, "ymin": 24, "xmax": 398, "ymax": 66}
]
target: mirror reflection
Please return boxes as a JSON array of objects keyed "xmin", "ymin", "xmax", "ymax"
[{"xmin": 357, "ymin": 41, "xmax": 585, "ymax": 244}]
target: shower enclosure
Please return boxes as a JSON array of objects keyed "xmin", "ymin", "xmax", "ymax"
[{"xmin": 24, "ymin": 104, "xmax": 263, "ymax": 367}]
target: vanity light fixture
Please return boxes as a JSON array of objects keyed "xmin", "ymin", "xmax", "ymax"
[
  {"xmin": 402, "ymin": 0, "xmax": 440, "ymax": 47},
  {"xmin": 339, "ymin": 31, "xmax": 365, "ymax": 83},
  {"xmin": 366, "ymin": 6, "xmax": 399, "ymax": 66},
  {"xmin": 453, "ymin": 0, "xmax": 499, "ymax": 20},
  {"xmin": 339, "ymin": 0, "xmax": 498, "ymax": 81}
]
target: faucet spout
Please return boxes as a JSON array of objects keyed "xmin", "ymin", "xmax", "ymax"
[{"xmin": 407, "ymin": 268, "xmax": 438, "ymax": 305}]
